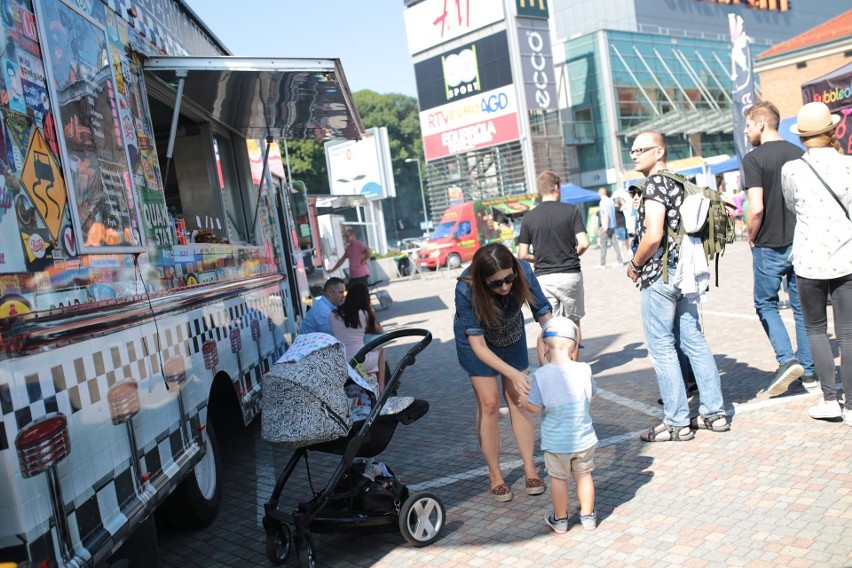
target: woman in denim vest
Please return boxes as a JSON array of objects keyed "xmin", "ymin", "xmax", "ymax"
[{"xmin": 454, "ymin": 243, "xmax": 552, "ymax": 502}]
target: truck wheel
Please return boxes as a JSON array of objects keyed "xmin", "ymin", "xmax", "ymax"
[
  {"xmin": 158, "ymin": 422, "xmax": 222, "ymax": 528},
  {"xmin": 446, "ymin": 253, "xmax": 461, "ymax": 269}
]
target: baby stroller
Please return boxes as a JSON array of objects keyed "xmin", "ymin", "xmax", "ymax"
[{"xmin": 261, "ymin": 329, "xmax": 445, "ymax": 567}]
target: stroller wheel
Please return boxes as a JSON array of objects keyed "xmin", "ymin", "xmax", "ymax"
[
  {"xmin": 265, "ymin": 524, "xmax": 292, "ymax": 565},
  {"xmin": 297, "ymin": 532, "xmax": 316, "ymax": 568},
  {"xmin": 398, "ymin": 491, "xmax": 446, "ymax": 547}
]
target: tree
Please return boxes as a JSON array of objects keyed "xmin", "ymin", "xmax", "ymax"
[{"xmin": 278, "ymin": 90, "xmax": 426, "ymax": 243}]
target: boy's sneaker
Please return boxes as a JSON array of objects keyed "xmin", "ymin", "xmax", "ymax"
[
  {"xmin": 844, "ymin": 410, "xmax": 852, "ymax": 427},
  {"xmin": 800, "ymin": 374, "xmax": 820, "ymax": 392},
  {"xmin": 766, "ymin": 359, "xmax": 804, "ymax": 395},
  {"xmin": 808, "ymin": 399, "xmax": 842, "ymax": 422},
  {"xmin": 579, "ymin": 510, "xmax": 597, "ymax": 531},
  {"xmin": 544, "ymin": 507, "xmax": 569, "ymax": 534}
]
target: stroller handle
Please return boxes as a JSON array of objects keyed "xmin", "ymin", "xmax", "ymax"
[{"xmin": 352, "ymin": 328, "xmax": 432, "ymax": 366}]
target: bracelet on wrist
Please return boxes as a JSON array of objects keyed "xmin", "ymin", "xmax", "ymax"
[{"xmin": 629, "ymin": 260, "xmax": 642, "ymax": 273}]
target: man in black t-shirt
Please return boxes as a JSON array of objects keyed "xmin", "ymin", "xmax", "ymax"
[
  {"xmin": 627, "ymin": 131, "xmax": 728, "ymax": 441},
  {"xmin": 743, "ymin": 101, "xmax": 816, "ymax": 395},
  {"xmin": 518, "ymin": 171, "xmax": 589, "ymax": 359}
]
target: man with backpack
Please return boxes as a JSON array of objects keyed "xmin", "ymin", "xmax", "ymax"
[
  {"xmin": 626, "ymin": 131, "xmax": 729, "ymax": 442},
  {"xmin": 743, "ymin": 101, "xmax": 817, "ymax": 395}
]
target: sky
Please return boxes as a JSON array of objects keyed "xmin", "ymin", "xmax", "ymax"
[{"xmin": 183, "ymin": 0, "xmax": 418, "ymax": 97}]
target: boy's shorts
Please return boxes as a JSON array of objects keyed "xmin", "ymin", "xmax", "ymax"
[{"xmin": 544, "ymin": 445, "xmax": 596, "ymax": 479}]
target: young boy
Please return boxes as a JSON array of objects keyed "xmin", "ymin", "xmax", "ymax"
[{"xmin": 523, "ymin": 316, "xmax": 598, "ymax": 533}]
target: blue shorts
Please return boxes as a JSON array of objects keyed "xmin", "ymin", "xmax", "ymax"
[
  {"xmin": 453, "ymin": 317, "xmax": 529, "ymax": 377},
  {"xmin": 615, "ymin": 227, "xmax": 628, "ymax": 241}
]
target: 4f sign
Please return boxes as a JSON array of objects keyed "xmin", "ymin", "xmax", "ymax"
[{"xmin": 516, "ymin": 0, "xmax": 548, "ymax": 18}]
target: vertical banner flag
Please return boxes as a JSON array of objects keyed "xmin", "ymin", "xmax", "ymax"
[{"xmin": 729, "ymin": 13, "xmax": 755, "ymax": 172}]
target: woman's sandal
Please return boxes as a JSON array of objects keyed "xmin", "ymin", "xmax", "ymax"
[
  {"xmin": 640, "ymin": 422, "xmax": 695, "ymax": 442},
  {"xmin": 525, "ymin": 477, "xmax": 546, "ymax": 496},
  {"xmin": 490, "ymin": 483, "xmax": 514, "ymax": 502},
  {"xmin": 689, "ymin": 413, "xmax": 730, "ymax": 432}
]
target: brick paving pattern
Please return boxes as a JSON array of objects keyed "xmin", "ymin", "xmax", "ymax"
[{"xmin": 158, "ymin": 241, "xmax": 852, "ymax": 567}]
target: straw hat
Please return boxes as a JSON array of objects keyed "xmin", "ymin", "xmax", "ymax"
[{"xmin": 791, "ymin": 102, "xmax": 840, "ymax": 136}]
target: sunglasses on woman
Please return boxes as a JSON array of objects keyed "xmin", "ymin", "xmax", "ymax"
[{"xmin": 486, "ymin": 272, "xmax": 518, "ymax": 289}]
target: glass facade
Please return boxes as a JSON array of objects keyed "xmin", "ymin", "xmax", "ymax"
[
  {"xmin": 563, "ymin": 29, "xmax": 741, "ymax": 177},
  {"xmin": 555, "ymin": 0, "xmax": 852, "ymax": 186}
]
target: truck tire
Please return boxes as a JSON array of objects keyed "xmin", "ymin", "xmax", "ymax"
[
  {"xmin": 158, "ymin": 422, "xmax": 222, "ymax": 528},
  {"xmin": 446, "ymin": 253, "xmax": 461, "ymax": 269}
]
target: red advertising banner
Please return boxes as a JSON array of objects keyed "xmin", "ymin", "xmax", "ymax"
[{"xmin": 423, "ymin": 112, "xmax": 520, "ymax": 160}]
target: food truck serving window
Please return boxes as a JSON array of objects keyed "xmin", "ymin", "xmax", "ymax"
[
  {"xmin": 146, "ymin": 93, "xmax": 252, "ymax": 245},
  {"xmin": 142, "ymin": 55, "xmax": 366, "ymax": 246},
  {"xmin": 35, "ymin": 0, "xmax": 143, "ymax": 252}
]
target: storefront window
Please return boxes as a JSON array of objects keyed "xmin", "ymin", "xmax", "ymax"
[{"xmin": 37, "ymin": 0, "xmax": 140, "ymax": 250}]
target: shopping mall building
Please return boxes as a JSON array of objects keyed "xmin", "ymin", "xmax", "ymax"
[{"xmin": 402, "ymin": 0, "xmax": 852, "ymax": 220}]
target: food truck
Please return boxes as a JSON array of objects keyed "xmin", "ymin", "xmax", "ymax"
[
  {"xmin": 417, "ymin": 193, "xmax": 538, "ymax": 269},
  {"xmin": 0, "ymin": 0, "xmax": 363, "ymax": 565}
]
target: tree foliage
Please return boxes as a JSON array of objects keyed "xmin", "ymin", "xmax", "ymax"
[{"xmin": 279, "ymin": 90, "xmax": 427, "ymax": 242}]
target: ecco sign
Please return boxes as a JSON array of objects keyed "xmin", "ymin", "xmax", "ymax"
[
  {"xmin": 526, "ymin": 30, "xmax": 550, "ymax": 108},
  {"xmin": 517, "ymin": 18, "xmax": 557, "ymax": 110}
]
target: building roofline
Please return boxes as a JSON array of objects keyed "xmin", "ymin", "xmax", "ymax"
[
  {"xmin": 754, "ymin": 40, "xmax": 852, "ymax": 72},
  {"xmin": 756, "ymin": 9, "xmax": 852, "ymax": 61}
]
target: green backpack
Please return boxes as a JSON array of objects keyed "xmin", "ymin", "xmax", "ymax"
[{"xmin": 652, "ymin": 171, "xmax": 736, "ymax": 287}]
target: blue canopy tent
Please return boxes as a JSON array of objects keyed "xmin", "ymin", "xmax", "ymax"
[
  {"xmin": 560, "ymin": 183, "xmax": 600, "ymax": 204},
  {"xmin": 709, "ymin": 156, "xmax": 740, "ymax": 175}
]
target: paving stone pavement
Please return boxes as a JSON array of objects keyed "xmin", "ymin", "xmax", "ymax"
[{"xmin": 157, "ymin": 240, "xmax": 852, "ymax": 567}]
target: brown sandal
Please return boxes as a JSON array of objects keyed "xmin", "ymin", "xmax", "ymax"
[
  {"xmin": 525, "ymin": 477, "xmax": 546, "ymax": 495},
  {"xmin": 490, "ymin": 483, "xmax": 514, "ymax": 502}
]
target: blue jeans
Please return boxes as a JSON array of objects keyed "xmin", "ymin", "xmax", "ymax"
[
  {"xmin": 751, "ymin": 246, "xmax": 814, "ymax": 374},
  {"xmin": 641, "ymin": 278, "xmax": 725, "ymax": 427}
]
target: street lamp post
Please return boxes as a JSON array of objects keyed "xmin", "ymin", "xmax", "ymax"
[{"xmin": 405, "ymin": 158, "xmax": 429, "ymax": 235}]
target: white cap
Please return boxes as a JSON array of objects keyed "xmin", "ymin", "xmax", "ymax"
[{"xmin": 542, "ymin": 316, "xmax": 578, "ymax": 342}]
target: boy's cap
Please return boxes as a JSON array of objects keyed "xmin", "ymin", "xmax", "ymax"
[{"xmin": 542, "ymin": 316, "xmax": 578, "ymax": 341}]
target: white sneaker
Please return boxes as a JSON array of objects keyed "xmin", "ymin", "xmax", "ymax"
[
  {"xmin": 579, "ymin": 510, "xmax": 597, "ymax": 531},
  {"xmin": 808, "ymin": 399, "xmax": 842, "ymax": 421},
  {"xmin": 845, "ymin": 411, "xmax": 852, "ymax": 427}
]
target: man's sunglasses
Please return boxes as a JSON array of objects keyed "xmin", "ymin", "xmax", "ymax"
[{"xmin": 486, "ymin": 272, "xmax": 518, "ymax": 289}]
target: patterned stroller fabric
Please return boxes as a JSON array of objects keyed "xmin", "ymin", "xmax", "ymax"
[{"xmin": 261, "ymin": 333, "xmax": 356, "ymax": 448}]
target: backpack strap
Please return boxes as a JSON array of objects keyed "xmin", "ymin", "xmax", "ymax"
[{"xmin": 652, "ymin": 171, "xmax": 687, "ymax": 284}]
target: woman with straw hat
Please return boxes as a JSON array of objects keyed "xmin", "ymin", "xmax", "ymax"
[{"xmin": 781, "ymin": 101, "xmax": 852, "ymax": 426}]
